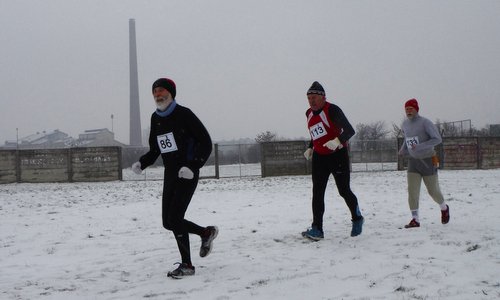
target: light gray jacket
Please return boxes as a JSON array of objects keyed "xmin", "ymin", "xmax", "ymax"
[{"xmin": 399, "ymin": 114, "xmax": 442, "ymax": 159}]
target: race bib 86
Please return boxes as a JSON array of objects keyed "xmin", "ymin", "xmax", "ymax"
[{"xmin": 157, "ymin": 132, "xmax": 178, "ymax": 153}]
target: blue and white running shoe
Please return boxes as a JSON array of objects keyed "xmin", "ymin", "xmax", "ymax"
[
  {"xmin": 301, "ymin": 226, "xmax": 324, "ymax": 241},
  {"xmin": 351, "ymin": 216, "xmax": 364, "ymax": 237}
]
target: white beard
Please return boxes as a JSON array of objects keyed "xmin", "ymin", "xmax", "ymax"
[{"xmin": 155, "ymin": 96, "xmax": 173, "ymax": 111}]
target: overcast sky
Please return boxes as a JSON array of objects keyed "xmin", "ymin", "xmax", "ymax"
[{"xmin": 1, "ymin": 0, "xmax": 499, "ymax": 145}]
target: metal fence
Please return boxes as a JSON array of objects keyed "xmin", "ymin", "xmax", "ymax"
[
  {"xmin": 124, "ymin": 141, "xmax": 402, "ymax": 181},
  {"xmin": 214, "ymin": 141, "xmax": 400, "ymax": 178},
  {"xmin": 122, "ymin": 143, "xmax": 261, "ymax": 181},
  {"xmin": 260, "ymin": 140, "xmax": 399, "ymax": 177},
  {"xmin": 10, "ymin": 137, "xmax": 496, "ymax": 183},
  {"xmin": 435, "ymin": 119, "xmax": 472, "ymax": 137}
]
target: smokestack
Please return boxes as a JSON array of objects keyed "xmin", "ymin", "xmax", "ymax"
[{"xmin": 129, "ymin": 18, "xmax": 142, "ymax": 146}]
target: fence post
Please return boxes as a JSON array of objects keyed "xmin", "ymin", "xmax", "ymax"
[
  {"xmin": 476, "ymin": 137, "xmax": 481, "ymax": 169},
  {"xmin": 214, "ymin": 143, "xmax": 220, "ymax": 179},
  {"xmin": 15, "ymin": 150, "xmax": 21, "ymax": 183},
  {"xmin": 117, "ymin": 146, "xmax": 123, "ymax": 180},
  {"xmin": 238, "ymin": 144, "xmax": 242, "ymax": 177},
  {"xmin": 396, "ymin": 138, "xmax": 403, "ymax": 170},
  {"xmin": 260, "ymin": 143, "xmax": 266, "ymax": 177},
  {"xmin": 67, "ymin": 148, "xmax": 73, "ymax": 182}
]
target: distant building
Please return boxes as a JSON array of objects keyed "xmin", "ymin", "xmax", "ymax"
[
  {"xmin": 75, "ymin": 128, "xmax": 126, "ymax": 147},
  {"xmin": 1, "ymin": 128, "xmax": 126, "ymax": 149},
  {"xmin": 2, "ymin": 129, "xmax": 73, "ymax": 149}
]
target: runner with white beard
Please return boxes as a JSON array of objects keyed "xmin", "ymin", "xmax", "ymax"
[{"xmin": 131, "ymin": 77, "xmax": 218, "ymax": 278}]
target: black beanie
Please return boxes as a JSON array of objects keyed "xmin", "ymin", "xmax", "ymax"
[
  {"xmin": 152, "ymin": 78, "xmax": 176, "ymax": 99},
  {"xmin": 307, "ymin": 81, "xmax": 325, "ymax": 96}
]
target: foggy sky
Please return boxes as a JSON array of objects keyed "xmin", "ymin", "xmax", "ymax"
[{"xmin": 1, "ymin": 0, "xmax": 499, "ymax": 145}]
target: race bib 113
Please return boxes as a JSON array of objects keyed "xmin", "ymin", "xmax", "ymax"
[
  {"xmin": 405, "ymin": 136, "xmax": 419, "ymax": 148},
  {"xmin": 309, "ymin": 122, "xmax": 327, "ymax": 140}
]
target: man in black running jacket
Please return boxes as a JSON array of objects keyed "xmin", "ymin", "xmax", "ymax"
[{"xmin": 131, "ymin": 77, "xmax": 218, "ymax": 278}]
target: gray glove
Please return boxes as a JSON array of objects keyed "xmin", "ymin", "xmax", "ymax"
[
  {"xmin": 304, "ymin": 148, "xmax": 313, "ymax": 160},
  {"xmin": 178, "ymin": 166, "xmax": 194, "ymax": 179},
  {"xmin": 131, "ymin": 161, "xmax": 142, "ymax": 174}
]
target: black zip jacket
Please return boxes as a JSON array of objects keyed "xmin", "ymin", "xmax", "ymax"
[{"xmin": 139, "ymin": 104, "xmax": 212, "ymax": 171}]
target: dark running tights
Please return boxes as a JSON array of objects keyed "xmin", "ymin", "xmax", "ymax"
[
  {"xmin": 162, "ymin": 170, "xmax": 205, "ymax": 265},
  {"xmin": 311, "ymin": 148, "xmax": 362, "ymax": 231}
]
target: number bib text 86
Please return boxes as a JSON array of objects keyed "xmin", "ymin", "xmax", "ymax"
[{"xmin": 157, "ymin": 132, "xmax": 178, "ymax": 153}]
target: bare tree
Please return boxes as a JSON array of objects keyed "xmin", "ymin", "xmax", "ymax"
[
  {"xmin": 435, "ymin": 119, "xmax": 472, "ymax": 137},
  {"xmin": 471, "ymin": 124, "xmax": 491, "ymax": 137},
  {"xmin": 355, "ymin": 121, "xmax": 389, "ymax": 140},
  {"xmin": 435, "ymin": 120, "xmax": 459, "ymax": 137},
  {"xmin": 255, "ymin": 131, "xmax": 277, "ymax": 143},
  {"xmin": 391, "ymin": 122, "xmax": 403, "ymax": 138},
  {"xmin": 354, "ymin": 121, "xmax": 389, "ymax": 150}
]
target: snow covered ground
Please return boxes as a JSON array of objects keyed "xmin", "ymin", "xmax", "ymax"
[
  {"xmin": 1, "ymin": 169, "xmax": 499, "ymax": 300},
  {"xmin": 122, "ymin": 162, "xmax": 397, "ymax": 181},
  {"xmin": 122, "ymin": 163, "xmax": 263, "ymax": 180}
]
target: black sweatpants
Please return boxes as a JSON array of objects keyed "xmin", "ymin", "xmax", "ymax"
[
  {"xmin": 311, "ymin": 147, "xmax": 362, "ymax": 231},
  {"xmin": 162, "ymin": 168, "xmax": 205, "ymax": 265}
]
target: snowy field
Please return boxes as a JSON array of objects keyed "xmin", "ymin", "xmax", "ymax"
[
  {"xmin": 122, "ymin": 163, "xmax": 263, "ymax": 180},
  {"xmin": 122, "ymin": 162, "xmax": 397, "ymax": 180},
  {"xmin": 1, "ymin": 169, "xmax": 499, "ymax": 300}
]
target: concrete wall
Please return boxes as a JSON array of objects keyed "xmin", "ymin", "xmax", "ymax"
[
  {"xmin": 0, "ymin": 150, "xmax": 17, "ymax": 183},
  {"xmin": 479, "ymin": 137, "xmax": 500, "ymax": 169},
  {"xmin": 70, "ymin": 147, "xmax": 122, "ymax": 182},
  {"xmin": 260, "ymin": 141, "xmax": 311, "ymax": 177},
  {"xmin": 261, "ymin": 138, "xmax": 500, "ymax": 177},
  {"xmin": 0, "ymin": 147, "xmax": 122, "ymax": 184}
]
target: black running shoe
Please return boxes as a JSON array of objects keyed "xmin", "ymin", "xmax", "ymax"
[
  {"xmin": 167, "ymin": 263, "xmax": 195, "ymax": 279},
  {"xmin": 200, "ymin": 226, "xmax": 218, "ymax": 258},
  {"xmin": 351, "ymin": 216, "xmax": 364, "ymax": 237}
]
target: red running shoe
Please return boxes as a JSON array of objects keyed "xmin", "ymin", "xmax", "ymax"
[
  {"xmin": 404, "ymin": 219, "xmax": 420, "ymax": 228},
  {"xmin": 441, "ymin": 205, "xmax": 450, "ymax": 224}
]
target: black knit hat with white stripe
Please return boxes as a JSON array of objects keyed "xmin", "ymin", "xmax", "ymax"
[{"xmin": 307, "ymin": 81, "xmax": 325, "ymax": 96}]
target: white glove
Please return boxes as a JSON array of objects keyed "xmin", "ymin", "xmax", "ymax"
[
  {"xmin": 131, "ymin": 161, "xmax": 142, "ymax": 174},
  {"xmin": 304, "ymin": 148, "xmax": 313, "ymax": 160},
  {"xmin": 323, "ymin": 137, "xmax": 341, "ymax": 151},
  {"xmin": 178, "ymin": 166, "xmax": 194, "ymax": 179}
]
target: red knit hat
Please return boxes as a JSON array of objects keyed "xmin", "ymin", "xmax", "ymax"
[{"xmin": 405, "ymin": 98, "xmax": 419, "ymax": 112}]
